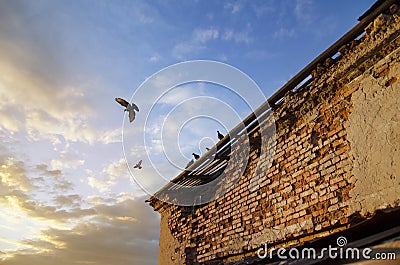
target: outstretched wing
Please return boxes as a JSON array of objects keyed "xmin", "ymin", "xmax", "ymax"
[
  {"xmin": 134, "ymin": 160, "xmax": 142, "ymax": 169},
  {"xmin": 128, "ymin": 109, "xmax": 136, "ymax": 122},
  {"xmin": 115, "ymin": 97, "xmax": 129, "ymax": 108},
  {"xmin": 131, "ymin": 102, "xmax": 139, "ymax": 112}
]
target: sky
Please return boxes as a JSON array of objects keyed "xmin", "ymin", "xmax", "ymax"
[{"xmin": 0, "ymin": 0, "xmax": 376, "ymax": 264}]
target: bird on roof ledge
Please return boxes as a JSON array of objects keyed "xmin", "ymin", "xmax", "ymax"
[
  {"xmin": 217, "ymin": 131, "xmax": 224, "ymax": 140},
  {"xmin": 115, "ymin": 97, "xmax": 139, "ymax": 122}
]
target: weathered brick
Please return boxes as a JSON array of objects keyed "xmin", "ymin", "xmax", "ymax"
[{"xmin": 150, "ymin": 9, "xmax": 400, "ymax": 264}]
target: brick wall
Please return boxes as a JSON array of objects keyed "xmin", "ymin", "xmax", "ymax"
[{"xmin": 149, "ymin": 4, "xmax": 400, "ymax": 265}]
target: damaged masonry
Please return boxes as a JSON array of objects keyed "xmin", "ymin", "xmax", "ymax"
[{"xmin": 147, "ymin": 0, "xmax": 400, "ymax": 264}]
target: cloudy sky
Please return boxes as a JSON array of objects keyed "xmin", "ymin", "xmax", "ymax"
[{"xmin": 0, "ymin": 0, "xmax": 376, "ymax": 264}]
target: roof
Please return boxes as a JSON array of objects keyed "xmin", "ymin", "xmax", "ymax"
[{"xmin": 147, "ymin": 0, "xmax": 400, "ymax": 205}]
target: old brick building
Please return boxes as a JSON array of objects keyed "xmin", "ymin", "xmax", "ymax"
[{"xmin": 148, "ymin": 1, "xmax": 400, "ymax": 264}]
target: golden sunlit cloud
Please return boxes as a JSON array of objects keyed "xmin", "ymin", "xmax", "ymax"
[{"xmin": 0, "ymin": 196, "xmax": 159, "ymax": 265}]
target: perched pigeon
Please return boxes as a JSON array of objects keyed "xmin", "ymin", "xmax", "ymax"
[
  {"xmin": 133, "ymin": 160, "xmax": 142, "ymax": 169},
  {"xmin": 185, "ymin": 159, "xmax": 194, "ymax": 169},
  {"xmin": 206, "ymin": 147, "xmax": 210, "ymax": 151},
  {"xmin": 115, "ymin": 97, "xmax": 139, "ymax": 122},
  {"xmin": 192, "ymin": 153, "xmax": 200, "ymax": 160},
  {"xmin": 217, "ymin": 131, "xmax": 224, "ymax": 140}
]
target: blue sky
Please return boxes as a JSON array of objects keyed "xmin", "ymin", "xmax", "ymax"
[{"xmin": 0, "ymin": 0, "xmax": 376, "ymax": 264}]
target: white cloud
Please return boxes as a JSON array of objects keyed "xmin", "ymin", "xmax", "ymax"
[
  {"xmin": 294, "ymin": 0, "xmax": 314, "ymax": 24},
  {"xmin": 87, "ymin": 159, "xmax": 129, "ymax": 193},
  {"xmin": 0, "ymin": 58, "xmax": 97, "ymax": 145},
  {"xmin": 132, "ymin": 1, "xmax": 156, "ymax": 25},
  {"xmin": 0, "ymin": 157, "xmax": 33, "ymax": 192},
  {"xmin": 0, "ymin": 35, "xmax": 102, "ymax": 146},
  {"xmin": 149, "ymin": 139, "xmax": 163, "ymax": 155},
  {"xmin": 149, "ymin": 53, "xmax": 160, "ymax": 62},
  {"xmin": 172, "ymin": 23, "xmax": 253, "ymax": 59},
  {"xmin": 50, "ymin": 150, "xmax": 85, "ymax": 170},
  {"xmin": 193, "ymin": 28, "xmax": 219, "ymax": 43},
  {"xmin": 172, "ymin": 42, "xmax": 205, "ymax": 59},
  {"xmin": 273, "ymin": 27, "xmax": 296, "ymax": 39},
  {"xmin": 88, "ymin": 176, "xmax": 114, "ymax": 193},
  {"xmin": 172, "ymin": 27, "xmax": 219, "ymax": 59},
  {"xmin": 138, "ymin": 13, "xmax": 154, "ymax": 24},
  {"xmin": 104, "ymin": 158, "xmax": 129, "ymax": 181},
  {"xmin": 252, "ymin": 3, "xmax": 274, "ymax": 18},
  {"xmin": 224, "ymin": 1, "xmax": 242, "ymax": 14},
  {"xmin": 219, "ymin": 54, "xmax": 228, "ymax": 62},
  {"xmin": 98, "ymin": 128, "xmax": 122, "ymax": 145},
  {"xmin": 222, "ymin": 27, "xmax": 253, "ymax": 44},
  {"xmin": 0, "ymin": 110, "xmax": 21, "ymax": 134},
  {"xmin": 25, "ymin": 110, "xmax": 96, "ymax": 145},
  {"xmin": 158, "ymin": 88, "xmax": 199, "ymax": 105},
  {"xmin": 145, "ymin": 68, "xmax": 184, "ymax": 95}
]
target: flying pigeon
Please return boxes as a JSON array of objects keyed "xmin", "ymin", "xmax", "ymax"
[
  {"xmin": 217, "ymin": 131, "xmax": 224, "ymax": 140},
  {"xmin": 133, "ymin": 160, "xmax": 142, "ymax": 169},
  {"xmin": 115, "ymin": 97, "xmax": 139, "ymax": 122},
  {"xmin": 185, "ymin": 159, "xmax": 194, "ymax": 169},
  {"xmin": 192, "ymin": 153, "xmax": 200, "ymax": 160}
]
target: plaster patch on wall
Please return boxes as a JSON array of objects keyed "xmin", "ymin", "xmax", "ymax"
[
  {"xmin": 346, "ymin": 49, "xmax": 400, "ymax": 215},
  {"xmin": 158, "ymin": 208, "xmax": 182, "ymax": 265}
]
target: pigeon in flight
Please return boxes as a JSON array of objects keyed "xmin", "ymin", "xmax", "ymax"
[
  {"xmin": 217, "ymin": 131, "xmax": 224, "ymax": 140},
  {"xmin": 192, "ymin": 153, "xmax": 200, "ymax": 160},
  {"xmin": 115, "ymin": 97, "xmax": 139, "ymax": 122},
  {"xmin": 185, "ymin": 159, "xmax": 194, "ymax": 169},
  {"xmin": 133, "ymin": 160, "xmax": 142, "ymax": 169}
]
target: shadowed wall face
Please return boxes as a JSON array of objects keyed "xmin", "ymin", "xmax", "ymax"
[{"xmin": 151, "ymin": 8, "xmax": 400, "ymax": 265}]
